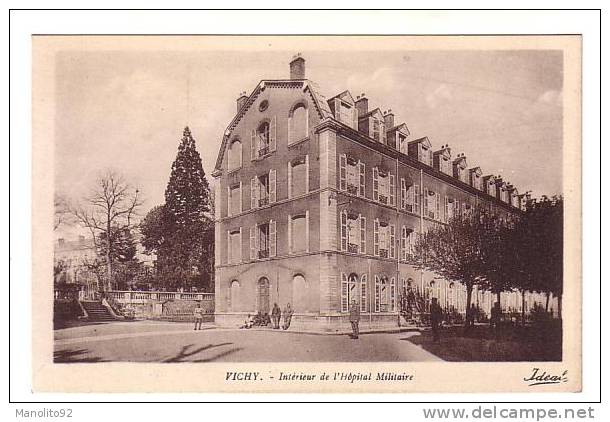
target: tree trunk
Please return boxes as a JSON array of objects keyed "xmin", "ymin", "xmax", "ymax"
[
  {"xmin": 496, "ymin": 291, "xmax": 501, "ymax": 307},
  {"xmin": 464, "ymin": 283, "xmax": 473, "ymax": 328},
  {"xmin": 545, "ymin": 291, "xmax": 551, "ymax": 312},
  {"xmin": 521, "ymin": 289, "xmax": 526, "ymax": 326}
]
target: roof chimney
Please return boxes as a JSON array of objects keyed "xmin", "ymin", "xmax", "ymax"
[
  {"xmin": 289, "ymin": 53, "xmax": 305, "ymax": 80},
  {"xmin": 383, "ymin": 109, "xmax": 394, "ymax": 128},
  {"xmin": 236, "ymin": 91, "xmax": 248, "ymax": 113},
  {"xmin": 355, "ymin": 93, "xmax": 368, "ymax": 116}
]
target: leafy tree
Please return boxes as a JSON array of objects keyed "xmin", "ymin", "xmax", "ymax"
[
  {"xmin": 412, "ymin": 209, "xmax": 494, "ymax": 327},
  {"xmin": 515, "ymin": 195, "xmax": 563, "ymax": 317},
  {"xmin": 141, "ymin": 127, "xmax": 214, "ymax": 291}
]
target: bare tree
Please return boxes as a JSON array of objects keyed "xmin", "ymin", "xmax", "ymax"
[
  {"xmin": 54, "ymin": 193, "xmax": 71, "ymax": 231},
  {"xmin": 70, "ymin": 170, "xmax": 142, "ymax": 291}
]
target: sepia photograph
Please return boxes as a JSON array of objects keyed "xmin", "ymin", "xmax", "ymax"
[{"xmin": 31, "ymin": 34, "xmax": 582, "ymax": 393}]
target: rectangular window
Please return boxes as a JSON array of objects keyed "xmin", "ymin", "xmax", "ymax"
[
  {"xmin": 389, "ymin": 174, "xmax": 396, "ymax": 206},
  {"xmin": 290, "ymin": 213, "xmax": 309, "ymax": 253},
  {"xmin": 413, "ymin": 184, "xmax": 420, "ymax": 214},
  {"xmin": 360, "ymin": 277, "xmax": 367, "ymax": 313},
  {"xmin": 289, "ymin": 155, "xmax": 309, "ymax": 198},
  {"xmin": 228, "ymin": 183, "xmax": 241, "ymax": 216},
  {"xmin": 228, "ymin": 228, "xmax": 241, "ymax": 264},
  {"xmin": 250, "ymin": 220, "xmax": 276, "ymax": 260}
]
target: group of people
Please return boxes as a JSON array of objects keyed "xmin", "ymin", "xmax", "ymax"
[
  {"xmin": 429, "ymin": 298, "xmax": 504, "ymax": 342},
  {"xmin": 241, "ymin": 303, "xmax": 294, "ymax": 330}
]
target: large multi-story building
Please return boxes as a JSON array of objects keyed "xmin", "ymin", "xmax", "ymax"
[{"xmin": 212, "ymin": 55, "xmax": 549, "ymax": 331}]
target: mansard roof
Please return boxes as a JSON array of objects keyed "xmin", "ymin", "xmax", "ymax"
[{"xmin": 213, "ymin": 79, "xmax": 332, "ymax": 174}]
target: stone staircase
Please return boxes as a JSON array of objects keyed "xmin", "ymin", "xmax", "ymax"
[{"xmin": 80, "ymin": 300, "xmax": 116, "ymax": 322}]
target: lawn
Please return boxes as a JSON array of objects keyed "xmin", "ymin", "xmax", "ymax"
[{"xmin": 407, "ymin": 321, "xmax": 562, "ymax": 362}]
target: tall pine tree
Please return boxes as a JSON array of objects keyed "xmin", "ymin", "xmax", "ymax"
[
  {"xmin": 149, "ymin": 127, "xmax": 214, "ymax": 291},
  {"xmin": 164, "ymin": 126, "xmax": 211, "ymax": 227}
]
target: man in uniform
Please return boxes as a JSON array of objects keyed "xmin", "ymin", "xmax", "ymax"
[{"xmin": 349, "ymin": 299, "xmax": 360, "ymax": 339}]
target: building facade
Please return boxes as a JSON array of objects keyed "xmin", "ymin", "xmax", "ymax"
[{"xmin": 212, "ymin": 56, "xmax": 554, "ymax": 332}]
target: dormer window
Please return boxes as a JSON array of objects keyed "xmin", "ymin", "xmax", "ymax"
[
  {"xmin": 339, "ymin": 154, "xmax": 365, "ymax": 197},
  {"xmin": 373, "ymin": 167, "xmax": 395, "ymax": 206},
  {"xmin": 331, "ymin": 92, "xmax": 358, "ymax": 129},
  {"xmin": 398, "ymin": 133, "xmax": 407, "ymax": 153},
  {"xmin": 250, "ymin": 117, "xmax": 276, "ymax": 160},
  {"xmin": 370, "ymin": 117, "xmax": 386, "ymax": 144},
  {"xmin": 421, "ymin": 144, "xmax": 433, "ymax": 166},
  {"xmin": 470, "ymin": 169, "xmax": 483, "ymax": 190}
]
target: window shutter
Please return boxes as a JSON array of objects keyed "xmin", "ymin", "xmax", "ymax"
[
  {"xmin": 436, "ymin": 194, "xmax": 441, "ymax": 220},
  {"xmin": 305, "ymin": 155, "xmax": 310, "ymax": 193},
  {"xmin": 238, "ymin": 182, "xmax": 242, "ymax": 213},
  {"xmin": 390, "ymin": 278, "xmax": 396, "ymax": 312},
  {"xmin": 401, "ymin": 226, "xmax": 407, "ymax": 262},
  {"xmin": 251, "ymin": 177, "xmax": 258, "ymax": 209},
  {"xmin": 250, "ymin": 226, "xmax": 256, "ymax": 260},
  {"xmin": 305, "ymin": 210, "xmax": 310, "ymax": 252},
  {"xmin": 238, "ymin": 228, "xmax": 242, "ymax": 262},
  {"xmin": 423, "ymin": 188, "xmax": 429, "ymax": 216},
  {"xmin": 227, "ymin": 186, "xmax": 231, "ymax": 217},
  {"xmin": 400, "ymin": 178, "xmax": 406, "ymax": 209},
  {"xmin": 390, "ymin": 224, "xmax": 396, "ymax": 259},
  {"xmin": 375, "ymin": 276, "xmax": 380, "ymax": 312},
  {"xmin": 227, "ymin": 230, "xmax": 231, "ymax": 263},
  {"xmin": 250, "ymin": 129, "xmax": 257, "ymax": 160},
  {"xmin": 339, "ymin": 154, "xmax": 347, "ymax": 191},
  {"xmin": 340, "ymin": 211, "xmax": 347, "ymax": 252},
  {"xmin": 269, "ymin": 169, "xmax": 276, "ymax": 203},
  {"xmin": 389, "ymin": 174, "xmax": 396, "ymax": 206},
  {"xmin": 374, "ymin": 218, "xmax": 380, "ymax": 256},
  {"xmin": 360, "ymin": 276, "xmax": 367, "ymax": 312},
  {"xmin": 444, "ymin": 197, "xmax": 449, "ymax": 222},
  {"xmin": 360, "ymin": 215, "xmax": 366, "ymax": 254},
  {"xmin": 341, "ymin": 273, "xmax": 348, "ymax": 312},
  {"xmin": 373, "ymin": 167, "xmax": 379, "ymax": 201},
  {"xmin": 283, "ymin": 214, "xmax": 291, "ymax": 254},
  {"xmin": 252, "ymin": 225, "xmax": 259, "ymax": 260},
  {"xmin": 414, "ymin": 184, "xmax": 420, "ymax": 207},
  {"xmin": 287, "ymin": 161, "xmax": 292, "ymax": 199},
  {"xmin": 269, "ymin": 116, "xmax": 277, "ymax": 152},
  {"xmin": 269, "ymin": 219, "xmax": 276, "ymax": 257},
  {"xmin": 358, "ymin": 162, "xmax": 365, "ymax": 197}
]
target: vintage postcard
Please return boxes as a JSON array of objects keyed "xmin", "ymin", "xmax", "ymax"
[{"xmin": 32, "ymin": 35, "xmax": 581, "ymax": 393}]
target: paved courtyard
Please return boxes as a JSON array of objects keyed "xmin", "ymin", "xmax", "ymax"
[{"xmin": 54, "ymin": 321, "xmax": 442, "ymax": 363}]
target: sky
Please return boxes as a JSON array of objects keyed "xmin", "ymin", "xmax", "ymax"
[{"xmin": 54, "ymin": 42, "xmax": 563, "ymax": 239}]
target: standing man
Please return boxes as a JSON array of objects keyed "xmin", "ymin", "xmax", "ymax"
[
  {"xmin": 349, "ymin": 299, "xmax": 360, "ymax": 339},
  {"xmin": 271, "ymin": 303, "xmax": 281, "ymax": 329},
  {"xmin": 490, "ymin": 301, "xmax": 502, "ymax": 339},
  {"xmin": 282, "ymin": 303, "xmax": 294, "ymax": 330},
  {"xmin": 429, "ymin": 297, "xmax": 442, "ymax": 342},
  {"xmin": 193, "ymin": 302, "xmax": 204, "ymax": 331}
]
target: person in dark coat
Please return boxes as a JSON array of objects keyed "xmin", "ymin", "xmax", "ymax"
[
  {"xmin": 349, "ymin": 299, "xmax": 360, "ymax": 339},
  {"xmin": 282, "ymin": 303, "xmax": 294, "ymax": 330},
  {"xmin": 429, "ymin": 297, "xmax": 443, "ymax": 342},
  {"xmin": 271, "ymin": 303, "xmax": 281, "ymax": 329}
]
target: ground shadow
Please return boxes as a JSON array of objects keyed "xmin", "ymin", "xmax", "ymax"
[
  {"xmin": 162, "ymin": 342, "xmax": 235, "ymax": 363},
  {"xmin": 54, "ymin": 348, "xmax": 106, "ymax": 363}
]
